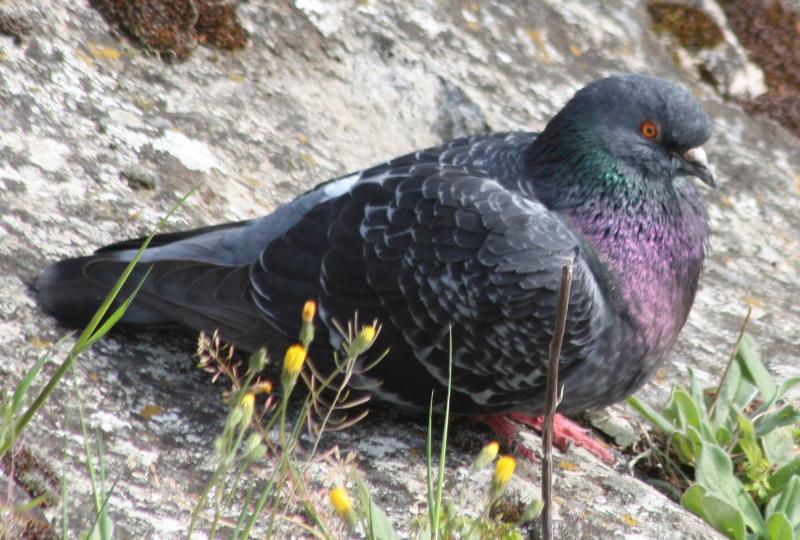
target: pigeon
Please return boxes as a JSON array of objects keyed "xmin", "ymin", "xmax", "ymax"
[{"xmin": 38, "ymin": 74, "xmax": 714, "ymax": 461}]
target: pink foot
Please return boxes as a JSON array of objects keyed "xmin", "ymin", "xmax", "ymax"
[
  {"xmin": 480, "ymin": 414, "xmax": 539, "ymax": 461},
  {"xmin": 481, "ymin": 413, "xmax": 614, "ymax": 464}
]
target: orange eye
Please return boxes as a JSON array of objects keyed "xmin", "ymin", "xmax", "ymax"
[{"xmin": 639, "ymin": 120, "xmax": 659, "ymax": 140}]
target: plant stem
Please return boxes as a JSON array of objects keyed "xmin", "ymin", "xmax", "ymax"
[
  {"xmin": 708, "ymin": 306, "xmax": 752, "ymax": 417},
  {"xmin": 541, "ymin": 259, "xmax": 573, "ymax": 540}
]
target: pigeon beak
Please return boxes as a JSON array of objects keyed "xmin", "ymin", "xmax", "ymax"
[{"xmin": 678, "ymin": 147, "xmax": 717, "ymax": 188}]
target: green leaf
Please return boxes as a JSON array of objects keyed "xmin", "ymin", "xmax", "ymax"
[
  {"xmin": 682, "ymin": 484, "xmax": 746, "ymax": 540},
  {"xmin": 765, "ymin": 512, "xmax": 792, "ymax": 540},
  {"xmin": 766, "ymin": 477, "xmax": 800, "ymax": 530},
  {"xmin": 773, "ymin": 377, "xmax": 800, "ymax": 402},
  {"xmin": 711, "ymin": 359, "xmax": 742, "ymax": 433},
  {"xmin": 671, "ymin": 431, "xmax": 696, "ymax": 464},
  {"xmin": 736, "ymin": 413, "xmax": 765, "ymax": 469},
  {"xmin": 715, "ymin": 425, "xmax": 732, "ymax": 446},
  {"xmin": 766, "ymin": 458, "xmax": 800, "ymax": 500},
  {"xmin": 755, "ymin": 405, "xmax": 800, "ymax": 438},
  {"xmin": 688, "ymin": 368, "xmax": 708, "ymax": 417},
  {"xmin": 762, "ymin": 426, "xmax": 797, "ymax": 466},
  {"xmin": 735, "ymin": 334, "xmax": 776, "ymax": 401},
  {"xmin": 695, "ymin": 444, "xmax": 765, "ymax": 535},
  {"xmin": 667, "ymin": 388, "xmax": 703, "ymax": 431},
  {"xmin": 367, "ymin": 495, "xmax": 400, "ymax": 540},
  {"xmin": 625, "ymin": 395, "xmax": 676, "ymax": 436}
]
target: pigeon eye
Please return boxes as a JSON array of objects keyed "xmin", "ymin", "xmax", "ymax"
[{"xmin": 639, "ymin": 120, "xmax": 659, "ymax": 140}]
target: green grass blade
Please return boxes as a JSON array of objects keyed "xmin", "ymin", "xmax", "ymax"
[
  {"xmin": 433, "ymin": 331, "xmax": 453, "ymax": 537},
  {"xmin": 0, "ymin": 191, "xmax": 194, "ymax": 457},
  {"xmin": 77, "ymin": 269, "xmax": 152, "ymax": 353},
  {"xmin": 11, "ymin": 335, "xmax": 71, "ymax": 413},
  {"xmin": 426, "ymin": 394, "xmax": 436, "ymax": 538}
]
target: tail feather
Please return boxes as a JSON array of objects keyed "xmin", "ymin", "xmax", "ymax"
[
  {"xmin": 37, "ymin": 255, "xmax": 170, "ymax": 327},
  {"xmin": 37, "ymin": 252, "xmax": 276, "ymax": 352}
]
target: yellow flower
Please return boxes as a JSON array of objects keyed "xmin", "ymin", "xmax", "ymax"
[
  {"xmin": 472, "ymin": 440, "xmax": 500, "ymax": 470},
  {"xmin": 250, "ymin": 381, "xmax": 273, "ymax": 395},
  {"xmin": 329, "ymin": 486, "xmax": 356, "ymax": 527},
  {"xmin": 240, "ymin": 392, "xmax": 255, "ymax": 427},
  {"xmin": 351, "ymin": 324, "xmax": 378, "ymax": 355},
  {"xmin": 282, "ymin": 344, "xmax": 306, "ymax": 377},
  {"xmin": 241, "ymin": 392, "xmax": 255, "ymax": 411},
  {"xmin": 491, "ymin": 455, "xmax": 516, "ymax": 497},
  {"xmin": 359, "ymin": 325, "xmax": 377, "ymax": 343},
  {"xmin": 302, "ymin": 300, "xmax": 316, "ymax": 322}
]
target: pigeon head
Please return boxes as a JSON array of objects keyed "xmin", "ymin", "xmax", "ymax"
[{"xmin": 527, "ymin": 74, "xmax": 715, "ymax": 206}]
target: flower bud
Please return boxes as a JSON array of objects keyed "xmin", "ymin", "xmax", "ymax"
[
  {"xmin": 242, "ymin": 432, "xmax": 264, "ymax": 462},
  {"xmin": 240, "ymin": 392, "xmax": 255, "ymax": 427},
  {"xmin": 225, "ymin": 405, "xmax": 244, "ymax": 432},
  {"xmin": 351, "ymin": 324, "xmax": 377, "ymax": 356},
  {"xmin": 302, "ymin": 300, "xmax": 316, "ymax": 322},
  {"xmin": 249, "ymin": 348, "xmax": 267, "ymax": 372},
  {"xmin": 472, "ymin": 441, "xmax": 500, "ymax": 470}
]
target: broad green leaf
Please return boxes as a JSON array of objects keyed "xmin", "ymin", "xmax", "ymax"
[
  {"xmin": 681, "ymin": 484, "xmax": 706, "ymax": 514},
  {"xmin": 695, "ymin": 444, "xmax": 765, "ymax": 535},
  {"xmin": 765, "ymin": 512, "xmax": 792, "ymax": 540},
  {"xmin": 730, "ymin": 378, "xmax": 758, "ymax": 412},
  {"xmin": 715, "ymin": 425, "xmax": 732, "ymax": 446},
  {"xmin": 755, "ymin": 405, "xmax": 800, "ymax": 438},
  {"xmin": 756, "ymin": 377, "xmax": 800, "ymax": 416},
  {"xmin": 767, "ymin": 458, "xmax": 800, "ymax": 500},
  {"xmin": 711, "ymin": 360, "xmax": 742, "ymax": 432},
  {"xmin": 762, "ymin": 426, "xmax": 796, "ymax": 466},
  {"xmin": 355, "ymin": 478, "xmax": 400, "ymax": 540},
  {"xmin": 766, "ymin": 477, "xmax": 800, "ymax": 530},
  {"xmin": 366, "ymin": 498, "xmax": 401, "ymax": 540},
  {"xmin": 736, "ymin": 413, "xmax": 764, "ymax": 468},
  {"xmin": 687, "ymin": 425, "xmax": 709, "ymax": 459},
  {"xmin": 672, "ymin": 389, "xmax": 704, "ymax": 431},
  {"xmin": 682, "ymin": 484, "xmax": 746, "ymax": 540},
  {"xmin": 672, "ymin": 431, "xmax": 696, "ymax": 464},
  {"xmin": 773, "ymin": 377, "xmax": 800, "ymax": 402},
  {"xmin": 688, "ymin": 368, "xmax": 708, "ymax": 417},
  {"xmin": 735, "ymin": 334, "xmax": 776, "ymax": 401}
]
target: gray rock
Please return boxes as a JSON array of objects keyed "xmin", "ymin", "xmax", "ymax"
[{"xmin": 2, "ymin": 0, "xmax": 798, "ymax": 538}]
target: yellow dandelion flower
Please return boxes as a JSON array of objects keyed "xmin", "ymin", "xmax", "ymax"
[
  {"xmin": 329, "ymin": 486, "xmax": 356, "ymax": 527},
  {"xmin": 359, "ymin": 325, "xmax": 377, "ymax": 343},
  {"xmin": 351, "ymin": 324, "xmax": 378, "ymax": 355},
  {"xmin": 472, "ymin": 440, "xmax": 500, "ymax": 470},
  {"xmin": 241, "ymin": 392, "xmax": 255, "ymax": 410},
  {"xmin": 329, "ymin": 486, "xmax": 352, "ymax": 515},
  {"xmin": 240, "ymin": 392, "xmax": 255, "ymax": 427},
  {"xmin": 491, "ymin": 455, "xmax": 516, "ymax": 496},
  {"xmin": 302, "ymin": 300, "xmax": 316, "ymax": 322},
  {"xmin": 282, "ymin": 344, "xmax": 306, "ymax": 377}
]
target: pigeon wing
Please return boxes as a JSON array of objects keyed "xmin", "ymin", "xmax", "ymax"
[{"xmin": 252, "ymin": 159, "xmax": 611, "ymax": 413}]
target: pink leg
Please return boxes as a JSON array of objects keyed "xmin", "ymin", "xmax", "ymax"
[
  {"xmin": 483, "ymin": 413, "xmax": 614, "ymax": 464},
  {"xmin": 480, "ymin": 414, "xmax": 539, "ymax": 461}
]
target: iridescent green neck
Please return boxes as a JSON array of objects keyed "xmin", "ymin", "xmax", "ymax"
[{"xmin": 525, "ymin": 139, "xmax": 709, "ymax": 347}]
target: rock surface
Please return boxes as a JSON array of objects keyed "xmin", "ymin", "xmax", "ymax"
[{"xmin": 1, "ymin": 1, "xmax": 798, "ymax": 538}]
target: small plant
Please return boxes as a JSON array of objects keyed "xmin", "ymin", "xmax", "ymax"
[
  {"xmin": 188, "ymin": 302, "xmax": 389, "ymax": 538},
  {"xmin": 192, "ymin": 304, "xmax": 543, "ymax": 539},
  {"xmin": 628, "ymin": 331, "xmax": 800, "ymax": 540}
]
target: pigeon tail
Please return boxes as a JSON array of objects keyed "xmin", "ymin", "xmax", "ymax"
[{"xmin": 37, "ymin": 255, "xmax": 170, "ymax": 327}]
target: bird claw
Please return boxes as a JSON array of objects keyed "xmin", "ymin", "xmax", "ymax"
[{"xmin": 481, "ymin": 412, "xmax": 614, "ymax": 464}]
